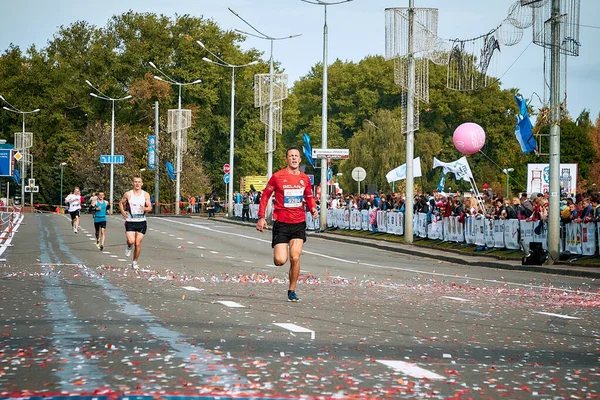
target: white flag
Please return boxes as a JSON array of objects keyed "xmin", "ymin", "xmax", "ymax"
[
  {"xmin": 386, "ymin": 157, "xmax": 422, "ymax": 183},
  {"xmin": 432, "ymin": 156, "xmax": 473, "ymax": 182}
]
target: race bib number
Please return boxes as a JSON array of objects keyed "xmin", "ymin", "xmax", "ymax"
[{"xmin": 284, "ymin": 188, "xmax": 303, "ymax": 208}]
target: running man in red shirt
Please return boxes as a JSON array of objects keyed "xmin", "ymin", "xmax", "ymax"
[{"xmin": 256, "ymin": 147, "xmax": 319, "ymax": 302}]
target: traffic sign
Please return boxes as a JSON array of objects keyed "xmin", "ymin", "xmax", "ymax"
[
  {"xmin": 14, "ymin": 151, "xmax": 22, "ymax": 161},
  {"xmin": 223, "ymin": 163, "xmax": 231, "ymax": 174},
  {"xmin": 351, "ymin": 167, "xmax": 366, "ymax": 182},
  {"xmin": 312, "ymin": 148, "xmax": 349, "ymax": 159},
  {"xmin": 100, "ymin": 155, "xmax": 125, "ymax": 164},
  {"xmin": 223, "ymin": 173, "xmax": 230, "ymax": 183}
]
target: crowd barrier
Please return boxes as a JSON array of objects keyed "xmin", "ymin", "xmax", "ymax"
[{"xmin": 232, "ymin": 205, "xmax": 598, "ymax": 256}]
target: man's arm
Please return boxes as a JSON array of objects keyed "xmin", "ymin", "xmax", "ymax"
[
  {"xmin": 256, "ymin": 177, "xmax": 276, "ymax": 232},
  {"xmin": 143, "ymin": 192, "xmax": 152, "ymax": 212},
  {"xmin": 119, "ymin": 193, "xmax": 129, "ymax": 218}
]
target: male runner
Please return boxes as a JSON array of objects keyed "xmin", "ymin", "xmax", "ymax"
[
  {"xmin": 94, "ymin": 191, "xmax": 108, "ymax": 250},
  {"xmin": 256, "ymin": 147, "xmax": 318, "ymax": 302},
  {"xmin": 119, "ymin": 176, "xmax": 152, "ymax": 270},
  {"xmin": 65, "ymin": 187, "xmax": 82, "ymax": 233}
]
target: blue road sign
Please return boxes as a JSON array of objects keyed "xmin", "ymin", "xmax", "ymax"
[
  {"xmin": 0, "ymin": 149, "xmax": 12, "ymax": 177},
  {"xmin": 100, "ymin": 155, "xmax": 125, "ymax": 164},
  {"xmin": 223, "ymin": 173, "xmax": 230, "ymax": 183}
]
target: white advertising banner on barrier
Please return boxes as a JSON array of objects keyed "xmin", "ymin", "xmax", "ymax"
[
  {"xmin": 565, "ymin": 222, "xmax": 582, "ymax": 255},
  {"xmin": 361, "ymin": 210, "xmax": 369, "ymax": 231},
  {"xmin": 377, "ymin": 211, "xmax": 387, "ymax": 233},
  {"xmin": 504, "ymin": 219, "xmax": 520, "ymax": 250},
  {"xmin": 527, "ymin": 163, "xmax": 577, "ymax": 196},
  {"xmin": 582, "ymin": 222, "xmax": 596, "ymax": 256},
  {"xmin": 428, "ymin": 217, "xmax": 443, "ymax": 240},
  {"xmin": 464, "ymin": 217, "xmax": 476, "ymax": 244},
  {"xmin": 493, "ymin": 220, "xmax": 505, "ymax": 248},
  {"xmin": 415, "ymin": 213, "xmax": 427, "ymax": 238}
]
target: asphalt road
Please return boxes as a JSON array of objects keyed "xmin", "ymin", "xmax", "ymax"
[{"xmin": 1, "ymin": 213, "xmax": 598, "ymax": 398}]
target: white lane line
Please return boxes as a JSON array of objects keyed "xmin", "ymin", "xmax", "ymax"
[
  {"xmin": 177, "ymin": 237, "xmax": 183, "ymax": 240},
  {"xmin": 169, "ymin": 234, "xmax": 175, "ymax": 237},
  {"xmin": 273, "ymin": 323, "xmax": 315, "ymax": 340},
  {"xmin": 102, "ymin": 251, "xmax": 110, "ymax": 254},
  {"xmin": 89, "ymin": 238, "xmax": 96, "ymax": 241},
  {"xmin": 110, "ymin": 255, "xmax": 118, "ymax": 258},
  {"xmin": 183, "ymin": 286, "xmax": 204, "ymax": 292},
  {"xmin": 243, "ymin": 260, "xmax": 253, "ymax": 263},
  {"xmin": 117, "ymin": 259, "xmax": 127, "ymax": 262},
  {"xmin": 441, "ymin": 296, "xmax": 472, "ymax": 302},
  {"xmin": 210, "ymin": 251, "xmax": 219, "ymax": 254},
  {"xmin": 197, "ymin": 246, "xmax": 205, "ymax": 249},
  {"xmin": 216, "ymin": 301, "xmax": 245, "ymax": 308},
  {"xmin": 187, "ymin": 241, "xmax": 194, "ymax": 244},
  {"xmin": 225, "ymin": 256, "xmax": 234, "ymax": 259},
  {"xmin": 535, "ymin": 311, "xmax": 582, "ymax": 320},
  {"xmin": 376, "ymin": 360, "xmax": 445, "ymax": 380},
  {"xmin": 265, "ymin": 264, "xmax": 276, "ymax": 268}
]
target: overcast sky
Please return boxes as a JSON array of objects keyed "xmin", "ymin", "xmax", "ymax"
[{"xmin": 1, "ymin": 0, "xmax": 598, "ymax": 120}]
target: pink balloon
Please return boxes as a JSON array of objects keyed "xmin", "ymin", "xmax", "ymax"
[{"xmin": 453, "ymin": 122, "xmax": 486, "ymax": 155}]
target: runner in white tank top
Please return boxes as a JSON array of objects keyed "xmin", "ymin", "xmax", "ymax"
[{"xmin": 119, "ymin": 176, "xmax": 152, "ymax": 270}]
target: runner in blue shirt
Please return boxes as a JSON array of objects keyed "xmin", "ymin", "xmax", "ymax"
[{"xmin": 94, "ymin": 191, "xmax": 108, "ymax": 251}]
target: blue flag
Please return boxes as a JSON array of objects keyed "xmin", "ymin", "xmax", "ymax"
[
  {"xmin": 13, "ymin": 168, "xmax": 20, "ymax": 184},
  {"xmin": 302, "ymin": 133, "xmax": 316, "ymax": 167},
  {"xmin": 165, "ymin": 162, "xmax": 175, "ymax": 181},
  {"xmin": 514, "ymin": 95, "xmax": 536, "ymax": 154},
  {"xmin": 437, "ymin": 174, "xmax": 446, "ymax": 192}
]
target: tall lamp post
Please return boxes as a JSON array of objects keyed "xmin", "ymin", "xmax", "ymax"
[
  {"xmin": 197, "ymin": 40, "xmax": 258, "ymax": 216},
  {"xmin": 502, "ymin": 168, "xmax": 514, "ymax": 199},
  {"xmin": 301, "ymin": 0, "xmax": 352, "ymax": 231},
  {"xmin": 229, "ymin": 8, "xmax": 301, "ymax": 181},
  {"xmin": 148, "ymin": 62, "xmax": 201, "ymax": 215},
  {"xmin": 86, "ymin": 80, "xmax": 132, "ymax": 214},
  {"xmin": 60, "ymin": 162, "xmax": 67, "ymax": 211},
  {"xmin": 0, "ymin": 95, "xmax": 40, "ymax": 210}
]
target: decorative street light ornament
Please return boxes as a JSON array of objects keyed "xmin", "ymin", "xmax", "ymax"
[
  {"xmin": 14, "ymin": 132, "xmax": 33, "ymax": 150},
  {"xmin": 167, "ymin": 109, "xmax": 192, "ymax": 154},
  {"xmin": 254, "ymin": 73, "xmax": 288, "ymax": 107}
]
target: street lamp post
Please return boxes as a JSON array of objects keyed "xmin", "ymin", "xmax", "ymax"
[
  {"xmin": 198, "ymin": 40, "xmax": 258, "ymax": 216},
  {"xmin": 301, "ymin": 0, "xmax": 352, "ymax": 231},
  {"xmin": 148, "ymin": 62, "xmax": 201, "ymax": 215},
  {"xmin": 0, "ymin": 95, "xmax": 40, "ymax": 210},
  {"xmin": 86, "ymin": 80, "xmax": 132, "ymax": 214},
  {"xmin": 60, "ymin": 162, "xmax": 67, "ymax": 212},
  {"xmin": 503, "ymin": 168, "xmax": 514, "ymax": 199},
  {"xmin": 229, "ymin": 8, "xmax": 301, "ymax": 181}
]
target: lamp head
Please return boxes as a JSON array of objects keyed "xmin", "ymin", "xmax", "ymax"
[
  {"xmin": 248, "ymin": 60, "xmax": 259, "ymax": 66},
  {"xmin": 196, "ymin": 40, "xmax": 206, "ymax": 49},
  {"xmin": 32, "ymin": 108, "xmax": 40, "ymax": 113},
  {"xmin": 148, "ymin": 61, "xmax": 157, "ymax": 69}
]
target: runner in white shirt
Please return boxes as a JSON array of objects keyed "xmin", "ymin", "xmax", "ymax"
[
  {"xmin": 64, "ymin": 187, "xmax": 82, "ymax": 233},
  {"xmin": 119, "ymin": 176, "xmax": 152, "ymax": 270}
]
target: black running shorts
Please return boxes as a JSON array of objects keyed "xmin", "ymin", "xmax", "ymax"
[
  {"xmin": 69, "ymin": 210, "xmax": 80, "ymax": 220},
  {"xmin": 272, "ymin": 221, "xmax": 306, "ymax": 248},
  {"xmin": 125, "ymin": 221, "xmax": 147, "ymax": 235},
  {"xmin": 94, "ymin": 221, "xmax": 107, "ymax": 232}
]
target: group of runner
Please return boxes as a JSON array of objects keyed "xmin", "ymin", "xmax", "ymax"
[
  {"xmin": 61, "ymin": 146, "xmax": 315, "ymax": 300},
  {"xmin": 64, "ymin": 176, "xmax": 151, "ymax": 270}
]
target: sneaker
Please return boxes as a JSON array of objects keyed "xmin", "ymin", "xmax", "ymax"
[
  {"xmin": 99, "ymin": 245, "xmax": 104, "ymax": 251},
  {"xmin": 132, "ymin": 261, "xmax": 139, "ymax": 270},
  {"xmin": 74, "ymin": 228, "xmax": 78, "ymax": 234},
  {"xmin": 95, "ymin": 241, "xmax": 100, "ymax": 248},
  {"xmin": 125, "ymin": 245, "xmax": 132, "ymax": 257},
  {"xmin": 287, "ymin": 290, "xmax": 300, "ymax": 302}
]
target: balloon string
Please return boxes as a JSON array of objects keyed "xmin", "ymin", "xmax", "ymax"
[{"xmin": 477, "ymin": 150, "xmax": 526, "ymax": 193}]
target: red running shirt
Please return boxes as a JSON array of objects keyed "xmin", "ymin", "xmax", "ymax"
[{"xmin": 258, "ymin": 169, "xmax": 317, "ymax": 224}]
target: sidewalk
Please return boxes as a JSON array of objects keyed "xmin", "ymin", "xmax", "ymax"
[{"xmin": 205, "ymin": 216, "xmax": 600, "ymax": 279}]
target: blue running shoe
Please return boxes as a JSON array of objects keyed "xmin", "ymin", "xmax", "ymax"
[{"xmin": 287, "ymin": 290, "xmax": 300, "ymax": 302}]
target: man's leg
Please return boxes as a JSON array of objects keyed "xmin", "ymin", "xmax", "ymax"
[
  {"xmin": 273, "ymin": 243, "xmax": 289, "ymax": 266},
  {"xmin": 100, "ymin": 227, "xmax": 106, "ymax": 247},
  {"xmin": 133, "ymin": 232, "xmax": 144, "ymax": 262},
  {"xmin": 125, "ymin": 231, "xmax": 136, "ymax": 248},
  {"xmin": 287, "ymin": 239, "xmax": 304, "ymax": 291}
]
